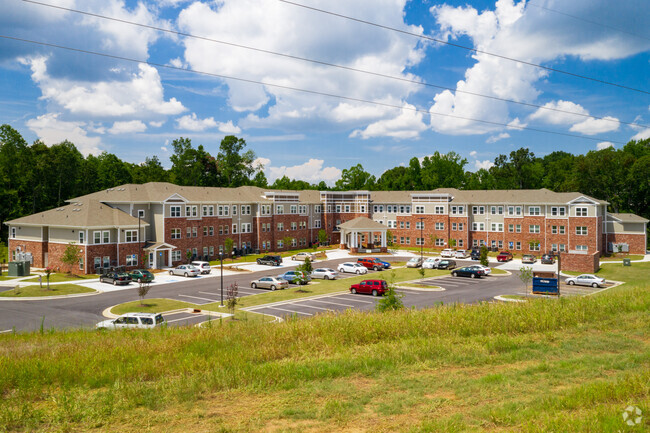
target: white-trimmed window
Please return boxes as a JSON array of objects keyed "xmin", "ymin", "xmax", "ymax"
[
  {"xmin": 171, "ymin": 228, "xmax": 181, "ymax": 239},
  {"xmin": 192, "ymin": 227, "xmax": 198, "ymax": 237},
  {"xmin": 344, "ymin": 205, "xmax": 351, "ymax": 213},
  {"xmin": 78, "ymin": 231, "xmax": 85, "ymax": 244},
  {"xmin": 435, "ymin": 206, "xmax": 444, "ymax": 215},
  {"xmin": 508, "ymin": 224, "xmax": 514, "ymax": 233},
  {"xmin": 576, "ymin": 226, "xmax": 588, "ymax": 235},
  {"xmin": 387, "ymin": 220, "xmax": 396, "ymax": 228},
  {"xmin": 551, "ymin": 243, "xmax": 558, "ymax": 252},
  {"xmin": 125, "ymin": 230, "xmax": 138, "ymax": 243},
  {"xmin": 516, "ymin": 224, "xmax": 522, "ymax": 233},
  {"xmin": 435, "ymin": 238, "xmax": 444, "ymax": 246},
  {"xmin": 103, "ymin": 231, "xmax": 110, "ymax": 244},
  {"xmin": 551, "ymin": 206, "xmax": 566, "ymax": 216},
  {"xmin": 559, "ymin": 244, "xmax": 567, "ymax": 252},
  {"xmin": 275, "ymin": 205, "xmax": 284, "ymax": 215},
  {"xmin": 529, "ymin": 242, "xmax": 540, "ymax": 252},
  {"xmin": 435, "ymin": 222, "xmax": 444, "ymax": 230},
  {"xmin": 261, "ymin": 205, "xmax": 271, "ymax": 215},
  {"xmin": 360, "ymin": 205, "xmax": 366, "ymax": 213},
  {"xmin": 516, "ymin": 241, "xmax": 521, "ymax": 250},
  {"xmin": 472, "ymin": 222, "xmax": 485, "ymax": 231},
  {"xmin": 290, "ymin": 205, "xmax": 298, "ymax": 214},
  {"xmin": 170, "ymin": 206, "xmax": 181, "ymax": 217},
  {"xmin": 126, "ymin": 254, "xmax": 137, "ymax": 266},
  {"xmin": 452, "ymin": 222, "xmax": 457, "ymax": 231},
  {"xmin": 172, "ymin": 250, "xmax": 181, "ymax": 261},
  {"xmin": 232, "ymin": 224, "xmax": 238, "ymax": 234},
  {"xmin": 315, "ymin": 205, "xmax": 322, "ymax": 213},
  {"xmin": 138, "ymin": 209, "xmax": 145, "ymax": 218},
  {"xmin": 232, "ymin": 205, "xmax": 238, "ymax": 216},
  {"xmin": 416, "ymin": 238, "xmax": 424, "ymax": 246},
  {"xmin": 416, "ymin": 221, "xmax": 424, "ymax": 230},
  {"xmin": 491, "ymin": 223, "xmax": 503, "ymax": 232},
  {"xmin": 291, "ymin": 238, "xmax": 297, "ymax": 247},
  {"xmin": 458, "ymin": 223, "xmax": 464, "ymax": 231},
  {"xmin": 243, "ymin": 205, "xmax": 251, "ymax": 215},
  {"xmin": 405, "ymin": 222, "xmax": 411, "ymax": 229},
  {"xmin": 576, "ymin": 207, "xmax": 588, "ymax": 216},
  {"xmin": 209, "ymin": 226, "xmax": 214, "ymax": 236},
  {"xmin": 277, "ymin": 239, "xmax": 284, "ymax": 249},
  {"xmin": 529, "ymin": 225, "xmax": 540, "ymax": 234},
  {"xmin": 472, "ymin": 206, "xmax": 485, "ymax": 215},
  {"xmin": 576, "ymin": 245, "xmax": 588, "ymax": 251},
  {"xmin": 10, "ymin": 227, "xmax": 16, "ymax": 239},
  {"xmin": 203, "ymin": 247, "xmax": 208, "ymax": 257},
  {"xmin": 209, "ymin": 246, "xmax": 214, "ymax": 256},
  {"xmin": 242, "ymin": 223, "xmax": 252, "ymax": 233},
  {"xmin": 528, "ymin": 206, "xmax": 541, "ymax": 216},
  {"xmin": 79, "ymin": 257, "xmax": 84, "ymax": 271},
  {"xmin": 451, "ymin": 206, "xmax": 464, "ymax": 215},
  {"xmin": 415, "ymin": 205, "xmax": 425, "ymax": 214},
  {"xmin": 336, "ymin": 204, "xmax": 341, "ymax": 213},
  {"xmin": 313, "ymin": 220, "xmax": 321, "ymax": 228},
  {"xmin": 291, "ymin": 222, "xmax": 297, "ymax": 231},
  {"xmin": 277, "ymin": 222, "xmax": 284, "ymax": 231},
  {"xmin": 186, "ymin": 205, "xmax": 198, "ymax": 217}
]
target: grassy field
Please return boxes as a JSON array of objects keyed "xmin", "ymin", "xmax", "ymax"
[
  {"xmin": 0, "ymin": 284, "xmax": 96, "ymax": 297},
  {"xmin": 21, "ymin": 272, "xmax": 98, "ymax": 283},
  {"xmin": 0, "ymin": 274, "xmax": 36, "ymax": 281},
  {"xmin": 1, "ymin": 265, "xmax": 648, "ymax": 432},
  {"xmin": 110, "ymin": 298, "xmax": 197, "ymax": 315}
]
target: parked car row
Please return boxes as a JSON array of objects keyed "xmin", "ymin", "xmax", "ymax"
[{"xmin": 100, "ymin": 269, "xmax": 156, "ymax": 286}]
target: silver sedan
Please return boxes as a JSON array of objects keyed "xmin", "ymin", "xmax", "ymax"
[
  {"xmin": 311, "ymin": 268, "xmax": 338, "ymax": 280},
  {"xmin": 250, "ymin": 276, "xmax": 289, "ymax": 290},
  {"xmin": 169, "ymin": 264, "xmax": 200, "ymax": 277}
]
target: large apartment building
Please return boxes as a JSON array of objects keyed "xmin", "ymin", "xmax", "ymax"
[{"xmin": 5, "ymin": 182, "xmax": 647, "ymax": 274}]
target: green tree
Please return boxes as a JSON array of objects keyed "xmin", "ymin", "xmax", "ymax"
[
  {"xmin": 138, "ymin": 281, "xmax": 151, "ymax": 306},
  {"xmin": 217, "ymin": 135, "xmax": 256, "ymax": 187},
  {"xmin": 376, "ymin": 272, "xmax": 403, "ymax": 312},
  {"xmin": 226, "ymin": 282, "xmax": 239, "ymax": 316},
  {"xmin": 420, "ymin": 151, "xmax": 467, "ymax": 189},
  {"xmin": 224, "ymin": 238, "xmax": 234, "ymax": 257},
  {"xmin": 480, "ymin": 245, "xmax": 489, "ymax": 267},
  {"xmin": 61, "ymin": 242, "xmax": 81, "ymax": 275},
  {"xmin": 335, "ymin": 164, "xmax": 376, "ymax": 190},
  {"xmin": 282, "ymin": 236, "xmax": 293, "ymax": 250},
  {"xmin": 132, "ymin": 155, "xmax": 169, "ymax": 183},
  {"xmin": 519, "ymin": 266, "xmax": 534, "ymax": 296},
  {"xmin": 317, "ymin": 229, "xmax": 328, "ymax": 246}
]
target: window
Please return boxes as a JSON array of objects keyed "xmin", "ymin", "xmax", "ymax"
[
  {"xmin": 241, "ymin": 223, "xmax": 252, "ymax": 233},
  {"xmin": 314, "ymin": 220, "xmax": 321, "ymax": 228},
  {"xmin": 576, "ymin": 245, "xmax": 588, "ymax": 251},
  {"xmin": 435, "ymin": 222, "xmax": 444, "ymax": 230},
  {"xmin": 172, "ymin": 250, "xmax": 181, "ymax": 261},
  {"xmin": 137, "ymin": 209, "xmax": 145, "ymax": 218},
  {"xmin": 203, "ymin": 247, "xmax": 208, "ymax": 257},
  {"xmin": 344, "ymin": 205, "xmax": 351, "ymax": 213},
  {"xmin": 203, "ymin": 226, "xmax": 208, "ymax": 236},
  {"xmin": 78, "ymin": 231, "xmax": 84, "ymax": 244},
  {"xmin": 435, "ymin": 206, "xmax": 444, "ymax": 214},
  {"xmin": 277, "ymin": 239, "xmax": 284, "ymax": 249},
  {"xmin": 169, "ymin": 228, "xmax": 180, "ymax": 240},
  {"xmin": 387, "ymin": 205, "xmax": 393, "ymax": 213},
  {"xmin": 491, "ymin": 223, "xmax": 503, "ymax": 232},
  {"xmin": 261, "ymin": 205, "xmax": 271, "ymax": 215},
  {"xmin": 435, "ymin": 238, "xmax": 444, "ymax": 246},
  {"xmin": 551, "ymin": 243, "xmax": 557, "ymax": 252},
  {"xmin": 277, "ymin": 222, "xmax": 284, "ymax": 231},
  {"xmin": 559, "ymin": 244, "xmax": 566, "ymax": 252},
  {"xmin": 415, "ymin": 205, "xmax": 425, "ymax": 214},
  {"xmin": 529, "ymin": 206, "xmax": 541, "ymax": 216},
  {"xmin": 360, "ymin": 205, "xmax": 366, "ymax": 213},
  {"xmin": 451, "ymin": 206, "xmax": 464, "ymax": 215},
  {"xmin": 516, "ymin": 224, "xmax": 521, "ymax": 233},
  {"xmin": 126, "ymin": 254, "xmax": 137, "ymax": 266},
  {"xmin": 400, "ymin": 237, "xmax": 405, "ymax": 244},
  {"xmin": 529, "ymin": 225, "xmax": 540, "ymax": 234},
  {"xmin": 576, "ymin": 226, "xmax": 588, "ymax": 235},
  {"xmin": 291, "ymin": 222, "xmax": 297, "ymax": 231},
  {"xmin": 242, "ymin": 205, "xmax": 251, "ymax": 215},
  {"xmin": 458, "ymin": 239, "xmax": 464, "ymax": 247},
  {"xmin": 102, "ymin": 231, "xmax": 110, "ymax": 244},
  {"xmin": 551, "ymin": 206, "xmax": 566, "ymax": 216},
  {"xmin": 186, "ymin": 205, "xmax": 198, "ymax": 217},
  {"xmin": 103, "ymin": 256, "xmax": 110, "ymax": 268},
  {"xmin": 315, "ymin": 205, "xmax": 322, "ymax": 213},
  {"xmin": 387, "ymin": 220, "xmax": 396, "ymax": 228},
  {"xmin": 516, "ymin": 241, "xmax": 521, "ymax": 250},
  {"xmin": 170, "ymin": 206, "xmax": 181, "ymax": 217},
  {"xmin": 508, "ymin": 224, "xmax": 514, "ymax": 233},
  {"xmin": 209, "ymin": 226, "xmax": 214, "ymax": 236},
  {"xmin": 94, "ymin": 231, "xmax": 102, "ymax": 244},
  {"xmin": 335, "ymin": 204, "xmax": 341, "ymax": 213},
  {"xmin": 508, "ymin": 206, "xmax": 522, "ymax": 216},
  {"xmin": 416, "ymin": 221, "xmax": 425, "ymax": 230},
  {"xmin": 472, "ymin": 222, "xmax": 485, "ymax": 231},
  {"xmin": 399, "ymin": 221, "xmax": 405, "ymax": 229},
  {"xmin": 452, "ymin": 222, "xmax": 457, "ymax": 231},
  {"xmin": 458, "ymin": 223, "xmax": 464, "ymax": 231},
  {"xmin": 291, "ymin": 238, "xmax": 297, "ymax": 247},
  {"xmin": 405, "ymin": 237, "xmax": 411, "ymax": 245},
  {"xmin": 529, "ymin": 242, "xmax": 540, "ymax": 251},
  {"xmin": 491, "ymin": 206, "xmax": 497, "ymax": 215},
  {"xmin": 10, "ymin": 227, "xmax": 16, "ymax": 239},
  {"xmin": 79, "ymin": 257, "xmax": 84, "ymax": 271},
  {"xmin": 232, "ymin": 205, "xmax": 237, "ymax": 216},
  {"xmin": 223, "ymin": 225, "xmax": 229, "ymax": 235},
  {"xmin": 405, "ymin": 222, "xmax": 411, "ymax": 229},
  {"xmin": 576, "ymin": 207, "xmax": 588, "ymax": 216},
  {"xmin": 290, "ymin": 205, "xmax": 298, "ymax": 214},
  {"xmin": 209, "ymin": 246, "xmax": 214, "ymax": 257},
  {"xmin": 232, "ymin": 224, "xmax": 238, "ymax": 234},
  {"xmin": 125, "ymin": 230, "xmax": 138, "ymax": 243},
  {"xmin": 94, "ymin": 257, "xmax": 101, "ymax": 269}
]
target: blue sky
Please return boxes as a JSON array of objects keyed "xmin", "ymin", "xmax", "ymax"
[{"xmin": 1, "ymin": 0, "xmax": 648, "ymax": 184}]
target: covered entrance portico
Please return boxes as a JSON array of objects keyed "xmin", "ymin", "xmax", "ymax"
[
  {"xmin": 143, "ymin": 242, "xmax": 176, "ymax": 269},
  {"xmin": 338, "ymin": 217, "xmax": 388, "ymax": 253}
]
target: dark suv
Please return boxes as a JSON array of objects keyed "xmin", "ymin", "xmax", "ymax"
[
  {"xmin": 257, "ymin": 255, "xmax": 282, "ymax": 266},
  {"xmin": 357, "ymin": 257, "xmax": 390, "ymax": 271},
  {"xmin": 470, "ymin": 249, "xmax": 481, "ymax": 260},
  {"xmin": 541, "ymin": 254, "xmax": 555, "ymax": 264}
]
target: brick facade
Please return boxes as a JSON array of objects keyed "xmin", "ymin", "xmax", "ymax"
[
  {"xmin": 8, "ymin": 239, "xmax": 47, "ymax": 268},
  {"xmin": 602, "ymin": 232, "xmax": 647, "ymax": 255},
  {"xmin": 560, "ymin": 252, "xmax": 599, "ymax": 273}
]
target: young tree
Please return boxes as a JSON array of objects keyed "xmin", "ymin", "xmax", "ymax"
[
  {"xmin": 480, "ymin": 245, "xmax": 489, "ymax": 267},
  {"xmin": 138, "ymin": 281, "xmax": 151, "ymax": 306},
  {"xmin": 386, "ymin": 230, "xmax": 394, "ymax": 246},
  {"xmin": 224, "ymin": 238, "xmax": 234, "ymax": 258},
  {"xmin": 186, "ymin": 249, "xmax": 193, "ymax": 264},
  {"xmin": 302, "ymin": 257, "xmax": 313, "ymax": 273},
  {"xmin": 226, "ymin": 282, "xmax": 239, "ymax": 316},
  {"xmin": 282, "ymin": 236, "xmax": 293, "ymax": 251},
  {"xmin": 44, "ymin": 267, "xmax": 54, "ymax": 290},
  {"xmin": 61, "ymin": 242, "xmax": 81, "ymax": 276},
  {"xmin": 376, "ymin": 272, "xmax": 404, "ymax": 312},
  {"xmin": 519, "ymin": 266, "xmax": 534, "ymax": 296},
  {"xmin": 317, "ymin": 229, "xmax": 328, "ymax": 246}
]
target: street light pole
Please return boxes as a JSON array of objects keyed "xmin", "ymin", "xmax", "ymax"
[
  {"xmin": 219, "ymin": 251, "xmax": 224, "ymax": 307},
  {"xmin": 138, "ymin": 213, "xmax": 142, "ymax": 267}
]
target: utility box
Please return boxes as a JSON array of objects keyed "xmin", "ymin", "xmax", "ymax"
[{"xmin": 8, "ymin": 261, "xmax": 27, "ymax": 277}]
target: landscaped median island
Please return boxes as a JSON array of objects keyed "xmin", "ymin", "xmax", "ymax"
[
  {"xmin": 20, "ymin": 272, "xmax": 99, "ymax": 283},
  {"xmin": 0, "ymin": 283, "xmax": 96, "ymax": 297}
]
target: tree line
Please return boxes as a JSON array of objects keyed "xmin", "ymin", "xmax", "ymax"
[{"xmin": 1, "ymin": 123, "xmax": 648, "ymax": 242}]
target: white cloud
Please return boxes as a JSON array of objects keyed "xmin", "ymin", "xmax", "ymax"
[
  {"xmin": 427, "ymin": 0, "xmax": 649, "ymax": 136},
  {"xmin": 569, "ymin": 116, "xmax": 620, "ymax": 135},
  {"xmin": 25, "ymin": 59, "xmax": 186, "ymax": 118},
  {"xmin": 149, "ymin": 121, "xmax": 164, "ymax": 128},
  {"xmin": 469, "ymin": 150, "xmax": 477, "ymax": 157},
  {"xmin": 350, "ymin": 104, "xmax": 427, "ymax": 139},
  {"xmin": 263, "ymin": 158, "xmax": 342, "ymax": 185},
  {"xmin": 178, "ymin": 0, "xmax": 428, "ymax": 138},
  {"xmin": 631, "ymin": 128, "xmax": 650, "ymax": 141},
  {"xmin": 216, "ymin": 120, "xmax": 242, "ymax": 134},
  {"xmin": 176, "ymin": 113, "xmax": 242, "ymax": 133},
  {"xmin": 108, "ymin": 120, "xmax": 147, "ymax": 134},
  {"xmin": 475, "ymin": 159, "xmax": 494, "ymax": 170},
  {"xmin": 161, "ymin": 146, "xmax": 168, "ymax": 153},
  {"xmin": 26, "ymin": 113, "xmax": 101, "ymax": 155},
  {"xmin": 486, "ymin": 132, "xmax": 510, "ymax": 143},
  {"xmin": 529, "ymin": 100, "xmax": 589, "ymax": 125},
  {"xmin": 253, "ymin": 157, "xmax": 271, "ymax": 170},
  {"xmin": 597, "ymin": 141, "xmax": 614, "ymax": 150},
  {"xmin": 507, "ymin": 118, "xmax": 528, "ymax": 130}
]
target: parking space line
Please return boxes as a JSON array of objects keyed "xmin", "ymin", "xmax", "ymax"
[
  {"xmin": 177, "ymin": 294, "xmax": 220, "ymax": 303},
  {"xmin": 166, "ymin": 316, "xmax": 203, "ymax": 323},
  {"xmin": 294, "ymin": 304, "xmax": 334, "ymax": 312},
  {"xmin": 304, "ymin": 298, "xmax": 357, "ymax": 308},
  {"xmin": 0, "ymin": 329, "xmax": 12, "ymax": 334},
  {"xmin": 263, "ymin": 307, "xmax": 312, "ymax": 316},
  {"xmin": 330, "ymin": 295, "xmax": 374, "ymax": 304}
]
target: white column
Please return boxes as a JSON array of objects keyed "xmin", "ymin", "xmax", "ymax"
[
  {"xmin": 351, "ymin": 231, "xmax": 357, "ymax": 248},
  {"xmin": 381, "ymin": 231, "xmax": 387, "ymax": 247},
  {"xmin": 168, "ymin": 250, "xmax": 172, "ymax": 267}
]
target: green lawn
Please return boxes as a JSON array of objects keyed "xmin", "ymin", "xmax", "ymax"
[
  {"xmin": 600, "ymin": 254, "xmax": 644, "ymax": 262},
  {"xmin": 21, "ymin": 272, "xmax": 99, "ymax": 283},
  {"xmin": 0, "ymin": 274, "xmax": 37, "ymax": 281},
  {"xmin": 1, "ymin": 283, "xmax": 648, "ymax": 432},
  {"xmin": 209, "ymin": 247, "xmax": 335, "ymax": 266},
  {"xmin": 0, "ymin": 284, "xmax": 96, "ymax": 297},
  {"xmin": 110, "ymin": 298, "xmax": 196, "ymax": 315}
]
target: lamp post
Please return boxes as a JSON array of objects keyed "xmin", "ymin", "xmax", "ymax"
[
  {"xmin": 138, "ymin": 213, "xmax": 142, "ymax": 268},
  {"xmin": 418, "ymin": 217, "xmax": 424, "ymax": 261},
  {"xmin": 219, "ymin": 251, "xmax": 224, "ymax": 307}
]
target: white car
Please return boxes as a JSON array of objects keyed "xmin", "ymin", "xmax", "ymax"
[
  {"xmin": 191, "ymin": 261, "xmax": 212, "ymax": 274},
  {"xmin": 291, "ymin": 252, "xmax": 316, "ymax": 262},
  {"xmin": 311, "ymin": 268, "xmax": 338, "ymax": 280},
  {"xmin": 468, "ymin": 264, "xmax": 491, "ymax": 275},
  {"xmin": 422, "ymin": 257, "xmax": 441, "ymax": 269},
  {"xmin": 406, "ymin": 257, "xmax": 424, "ymax": 268},
  {"xmin": 169, "ymin": 264, "xmax": 200, "ymax": 277},
  {"xmin": 96, "ymin": 313, "xmax": 165, "ymax": 330},
  {"xmin": 440, "ymin": 249, "xmax": 455, "ymax": 258},
  {"xmin": 565, "ymin": 274, "xmax": 605, "ymax": 288},
  {"xmin": 337, "ymin": 262, "xmax": 368, "ymax": 274},
  {"xmin": 455, "ymin": 250, "xmax": 468, "ymax": 259}
]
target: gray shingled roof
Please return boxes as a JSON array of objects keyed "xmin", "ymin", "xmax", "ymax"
[
  {"xmin": 6, "ymin": 199, "xmax": 148, "ymax": 228},
  {"xmin": 338, "ymin": 217, "xmax": 387, "ymax": 230},
  {"xmin": 609, "ymin": 213, "xmax": 649, "ymax": 223}
]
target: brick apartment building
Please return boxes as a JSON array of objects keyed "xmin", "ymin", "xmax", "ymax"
[{"xmin": 5, "ymin": 182, "xmax": 647, "ymax": 274}]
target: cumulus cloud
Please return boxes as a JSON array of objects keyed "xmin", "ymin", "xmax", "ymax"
[
  {"xmin": 569, "ymin": 116, "xmax": 620, "ymax": 135},
  {"xmin": 427, "ymin": 0, "xmax": 649, "ymax": 136},
  {"xmin": 529, "ymin": 100, "xmax": 590, "ymax": 125},
  {"xmin": 260, "ymin": 158, "xmax": 342, "ymax": 185},
  {"xmin": 630, "ymin": 128, "xmax": 650, "ymax": 141},
  {"xmin": 597, "ymin": 141, "xmax": 614, "ymax": 150},
  {"xmin": 486, "ymin": 132, "xmax": 510, "ymax": 143},
  {"xmin": 469, "ymin": 150, "xmax": 477, "ymax": 157},
  {"xmin": 475, "ymin": 159, "xmax": 495, "ymax": 170},
  {"xmin": 26, "ymin": 113, "xmax": 101, "ymax": 155},
  {"xmin": 177, "ymin": 0, "xmax": 427, "ymax": 138},
  {"xmin": 176, "ymin": 113, "xmax": 242, "ymax": 133},
  {"xmin": 350, "ymin": 104, "xmax": 427, "ymax": 139},
  {"xmin": 108, "ymin": 120, "xmax": 147, "ymax": 134}
]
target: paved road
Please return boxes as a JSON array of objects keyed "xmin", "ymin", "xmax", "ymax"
[{"xmin": 0, "ymin": 257, "xmax": 522, "ymax": 332}]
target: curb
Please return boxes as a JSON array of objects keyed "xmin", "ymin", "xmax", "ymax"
[
  {"xmin": 494, "ymin": 295, "xmax": 526, "ymax": 303},
  {"xmin": 0, "ymin": 289, "xmax": 100, "ymax": 302},
  {"xmin": 241, "ymin": 291, "xmax": 349, "ymax": 311}
]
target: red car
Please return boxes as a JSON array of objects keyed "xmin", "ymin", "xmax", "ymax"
[
  {"xmin": 497, "ymin": 251, "xmax": 513, "ymax": 262},
  {"xmin": 350, "ymin": 279, "xmax": 388, "ymax": 296}
]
